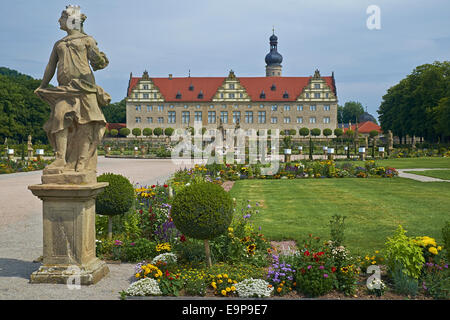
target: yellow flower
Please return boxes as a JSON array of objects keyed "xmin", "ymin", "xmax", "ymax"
[
  {"xmin": 437, "ymin": 246, "xmax": 442, "ymax": 251},
  {"xmin": 211, "ymin": 282, "xmax": 217, "ymax": 289},
  {"xmin": 429, "ymin": 247, "xmax": 438, "ymax": 255},
  {"xmin": 135, "ymin": 273, "xmax": 140, "ymax": 278},
  {"xmin": 226, "ymin": 287, "xmax": 231, "ymax": 292},
  {"xmin": 277, "ymin": 287, "xmax": 282, "ymax": 293},
  {"xmin": 221, "ymin": 290, "xmax": 227, "ymax": 296},
  {"xmin": 371, "ymin": 261, "xmax": 376, "ymax": 265},
  {"xmin": 228, "ymin": 227, "xmax": 233, "ymax": 233},
  {"xmin": 223, "ymin": 274, "xmax": 228, "ymax": 278},
  {"xmin": 228, "ymin": 279, "xmax": 232, "ymax": 283},
  {"xmin": 375, "ymin": 250, "xmax": 379, "ymax": 254}
]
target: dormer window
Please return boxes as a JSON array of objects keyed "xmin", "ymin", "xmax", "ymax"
[
  {"xmin": 283, "ymin": 91, "xmax": 289, "ymax": 99},
  {"xmin": 176, "ymin": 91, "xmax": 182, "ymax": 99},
  {"xmin": 198, "ymin": 90, "xmax": 204, "ymax": 99},
  {"xmin": 271, "ymin": 83, "xmax": 276, "ymax": 91},
  {"xmin": 189, "ymin": 84, "xmax": 194, "ymax": 91},
  {"xmin": 260, "ymin": 90, "xmax": 266, "ymax": 99}
]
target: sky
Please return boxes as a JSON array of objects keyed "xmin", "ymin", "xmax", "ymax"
[{"xmin": 1, "ymin": 0, "xmax": 449, "ymax": 121}]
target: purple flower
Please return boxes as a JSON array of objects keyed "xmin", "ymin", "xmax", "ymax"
[
  {"xmin": 422, "ymin": 281, "xmax": 428, "ymax": 290},
  {"xmin": 130, "ymin": 242, "xmax": 135, "ymax": 246},
  {"xmin": 243, "ymin": 214, "xmax": 251, "ymax": 219},
  {"xmin": 307, "ymin": 265, "xmax": 312, "ymax": 270},
  {"xmin": 114, "ymin": 240, "xmax": 123, "ymax": 246},
  {"xmin": 323, "ymin": 274, "xmax": 329, "ymax": 278}
]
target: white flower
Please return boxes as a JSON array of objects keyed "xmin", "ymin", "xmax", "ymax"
[
  {"xmin": 151, "ymin": 253, "xmax": 178, "ymax": 265},
  {"xmin": 367, "ymin": 278, "xmax": 386, "ymax": 291},
  {"xmin": 124, "ymin": 278, "xmax": 162, "ymax": 296},
  {"xmin": 234, "ymin": 278, "xmax": 273, "ymax": 298}
]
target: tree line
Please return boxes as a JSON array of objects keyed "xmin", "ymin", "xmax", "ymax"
[
  {"xmin": 377, "ymin": 61, "xmax": 450, "ymax": 143},
  {"xmin": 0, "ymin": 67, "xmax": 127, "ymax": 145}
]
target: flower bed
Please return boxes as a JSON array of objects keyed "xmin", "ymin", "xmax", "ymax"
[
  {"xmin": 167, "ymin": 160, "xmax": 398, "ymax": 187},
  {"xmin": 0, "ymin": 158, "xmax": 51, "ymax": 174}
]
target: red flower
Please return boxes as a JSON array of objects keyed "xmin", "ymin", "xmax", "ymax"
[
  {"xmin": 139, "ymin": 209, "xmax": 143, "ymax": 214},
  {"xmin": 165, "ymin": 270, "xmax": 170, "ymax": 277},
  {"xmin": 180, "ymin": 234, "xmax": 186, "ymax": 242},
  {"xmin": 301, "ymin": 268, "xmax": 306, "ymax": 274},
  {"xmin": 163, "ymin": 184, "xmax": 168, "ymax": 188},
  {"xmin": 318, "ymin": 251, "xmax": 324, "ymax": 256},
  {"xmin": 331, "ymin": 267, "xmax": 337, "ymax": 273},
  {"xmin": 304, "ymin": 251, "xmax": 310, "ymax": 256},
  {"xmin": 151, "ymin": 185, "xmax": 156, "ymax": 188}
]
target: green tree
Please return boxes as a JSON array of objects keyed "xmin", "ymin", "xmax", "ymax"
[
  {"xmin": 110, "ymin": 129, "xmax": 118, "ymax": 138},
  {"xmin": 143, "ymin": 128, "xmax": 152, "ymax": 137},
  {"xmin": 153, "ymin": 127, "xmax": 163, "ymax": 137},
  {"xmin": 164, "ymin": 127, "xmax": 174, "ymax": 137},
  {"xmin": 102, "ymin": 98, "xmax": 126, "ymax": 123},
  {"xmin": 299, "ymin": 127, "xmax": 310, "ymax": 138},
  {"xmin": 323, "ymin": 128, "xmax": 332, "ymax": 145},
  {"xmin": 342, "ymin": 101, "xmax": 365, "ymax": 124},
  {"xmin": 96, "ymin": 173, "xmax": 135, "ymax": 239},
  {"xmin": 132, "ymin": 128, "xmax": 141, "ymax": 138},
  {"xmin": 119, "ymin": 127, "xmax": 130, "ymax": 137}
]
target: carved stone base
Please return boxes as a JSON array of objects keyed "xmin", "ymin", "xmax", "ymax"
[
  {"xmin": 28, "ymin": 182, "xmax": 109, "ymax": 285},
  {"xmin": 42, "ymin": 168, "xmax": 97, "ymax": 185},
  {"xmin": 30, "ymin": 258, "xmax": 109, "ymax": 285}
]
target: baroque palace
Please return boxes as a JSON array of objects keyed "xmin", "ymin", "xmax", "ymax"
[{"xmin": 125, "ymin": 32, "xmax": 338, "ymax": 137}]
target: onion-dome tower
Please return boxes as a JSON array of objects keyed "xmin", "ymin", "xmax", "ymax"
[{"xmin": 265, "ymin": 30, "xmax": 283, "ymax": 77}]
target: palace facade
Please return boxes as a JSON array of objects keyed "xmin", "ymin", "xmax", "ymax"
[{"xmin": 125, "ymin": 33, "xmax": 338, "ymax": 137}]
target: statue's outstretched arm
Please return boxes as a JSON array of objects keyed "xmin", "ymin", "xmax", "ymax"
[{"xmin": 86, "ymin": 37, "xmax": 109, "ymax": 71}]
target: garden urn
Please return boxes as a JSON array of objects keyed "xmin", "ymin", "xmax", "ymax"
[
  {"xmin": 378, "ymin": 146, "xmax": 385, "ymax": 158},
  {"xmin": 7, "ymin": 149, "xmax": 14, "ymax": 161},
  {"xmin": 359, "ymin": 147, "xmax": 366, "ymax": 160}
]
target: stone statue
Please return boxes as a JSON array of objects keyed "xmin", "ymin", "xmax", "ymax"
[
  {"xmin": 34, "ymin": 5, "xmax": 110, "ymax": 177},
  {"xmin": 388, "ymin": 130, "xmax": 394, "ymax": 150},
  {"xmin": 27, "ymin": 135, "xmax": 33, "ymax": 158}
]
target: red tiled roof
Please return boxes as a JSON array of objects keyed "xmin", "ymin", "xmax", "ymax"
[
  {"xmin": 344, "ymin": 121, "xmax": 382, "ymax": 134},
  {"xmin": 153, "ymin": 77, "xmax": 226, "ymax": 102},
  {"xmin": 127, "ymin": 76, "xmax": 336, "ymax": 102}
]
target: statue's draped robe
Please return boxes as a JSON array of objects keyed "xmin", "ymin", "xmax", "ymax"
[{"xmin": 36, "ymin": 33, "xmax": 110, "ymax": 169}]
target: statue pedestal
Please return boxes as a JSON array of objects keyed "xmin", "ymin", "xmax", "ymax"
[{"xmin": 28, "ymin": 182, "xmax": 109, "ymax": 285}]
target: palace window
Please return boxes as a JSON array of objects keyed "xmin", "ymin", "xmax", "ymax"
[
  {"xmin": 168, "ymin": 111, "xmax": 176, "ymax": 124},
  {"xmin": 310, "ymin": 105, "xmax": 316, "ymax": 111},
  {"xmin": 146, "ymin": 117, "xmax": 153, "ymax": 123},
  {"xmin": 283, "ymin": 117, "xmax": 291, "ymax": 124},
  {"xmin": 324, "ymin": 105, "xmax": 330, "ymax": 111},
  {"xmin": 245, "ymin": 111, "xmax": 253, "ymax": 124},
  {"xmin": 233, "ymin": 111, "xmax": 241, "ymax": 124},
  {"xmin": 154, "ymin": 93, "xmax": 158, "ymax": 99},
  {"xmin": 135, "ymin": 117, "xmax": 141, "ymax": 123},
  {"xmin": 220, "ymin": 111, "xmax": 228, "ymax": 124},
  {"xmin": 271, "ymin": 117, "xmax": 277, "ymax": 124},
  {"xmin": 208, "ymin": 111, "xmax": 216, "ymax": 124},
  {"xmin": 309, "ymin": 117, "xmax": 316, "ymax": 124},
  {"xmin": 157, "ymin": 117, "xmax": 164, "ymax": 124},
  {"xmin": 284, "ymin": 105, "xmax": 290, "ymax": 111},
  {"xmin": 195, "ymin": 111, "xmax": 202, "ymax": 122},
  {"xmin": 297, "ymin": 105, "xmax": 303, "ymax": 111},
  {"xmin": 323, "ymin": 117, "xmax": 330, "ymax": 124},
  {"xmin": 326, "ymin": 93, "xmax": 329, "ymax": 98},
  {"xmin": 158, "ymin": 105, "xmax": 164, "ymax": 112},
  {"xmin": 143, "ymin": 93, "xmax": 149, "ymax": 99},
  {"xmin": 135, "ymin": 105, "xmax": 141, "ymax": 111},
  {"xmin": 314, "ymin": 93, "xmax": 321, "ymax": 98},
  {"xmin": 229, "ymin": 83, "xmax": 235, "ymax": 89},
  {"xmin": 271, "ymin": 105, "xmax": 278, "ymax": 111},
  {"xmin": 314, "ymin": 83, "xmax": 320, "ymax": 89},
  {"xmin": 146, "ymin": 105, "xmax": 153, "ymax": 112},
  {"xmin": 229, "ymin": 93, "xmax": 235, "ymax": 99},
  {"xmin": 182, "ymin": 111, "xmax": 190, "ymax": 124},
  {"xmin": 143, "ymin": 84, "xmax": 149, "ymax": 90},
  {"xmin": 258, "ymin": 111, "xmax": 266, "ymax": 124},
  {"xmin": 297, "ymin": 117, "xmax": 303, "ymax": 124},
  {"xmin": 220, "ymin": 93, "xmax": 224, "ymax": 98}
]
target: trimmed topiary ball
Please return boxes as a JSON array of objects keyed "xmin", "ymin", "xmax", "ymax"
[
  {"xmin": 96, "ymin": 173, "xmax": 136, "ymax": 239},
  {"xmin": 96, "ymin": 173, "xmax": 135, "ymax": 216},
  {"xmin": 171, "ymin": 182, "xmax": 233, "ymax": 240}
]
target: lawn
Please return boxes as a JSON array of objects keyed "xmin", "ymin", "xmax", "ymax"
[
  {"xmin": 404, "ymin": 169, "xmax": 450, "ymax": 180},
  {"xmin": 342, "ymin": 157, "xmax": 450, "ymax": 169},
  {"xmin": 229, "ymin": 177, "xmax": 450, "ymax": 255}
]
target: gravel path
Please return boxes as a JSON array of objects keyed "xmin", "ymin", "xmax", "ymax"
[
  {"xmin": 397, "ymin": 168, "xmax": 450, "ymax": 182},
  {"xmin": 0, "ymin": 157, "xmax": 192, "ymax": 300}
]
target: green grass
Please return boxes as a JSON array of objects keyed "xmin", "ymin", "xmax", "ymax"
[
  {"xmin": 404, "ymin": 169, "xmax": 450, "ymax": 180},
  {"xmin": 229, "ymin": 178, "xmax": 450, "ymax": 255},
  {"xmin": 340, "ymin": 157, "xmax": 450, "ymax": 169}
]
